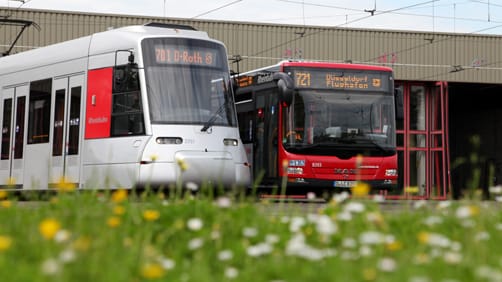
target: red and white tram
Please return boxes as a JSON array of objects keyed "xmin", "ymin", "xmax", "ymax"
[{"xmin": 0, "ymin": 23, "xmax": 251, "ymax": 190}]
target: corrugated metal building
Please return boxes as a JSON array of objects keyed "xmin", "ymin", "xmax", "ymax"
[
  {"xmin": 1, "ymin": 7, "xmax": 501, "ymax": 198},
  {"xmin": 2, "ymin": 7, "xmax": 502, "ymax": 83}
]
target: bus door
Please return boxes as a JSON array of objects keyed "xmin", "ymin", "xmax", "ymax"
[
  {"xmin": 254, "ymin": 90, "xmax": 278, "ymax": 184},
  {"xmin": 51, "ymin": 75, "xmax": 84, "ymax": 187},
  {"xmin": 0, "ymin": 85, "xmax": 27, "ymax": 188}
]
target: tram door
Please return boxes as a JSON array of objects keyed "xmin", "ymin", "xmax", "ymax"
[
  {"xmin": 0, "ymin": 85, "xmax": 28, "ymax": 188},
  {"xmin": 51, "ymin": 75, "xmax": 84, "ymax": 187}
]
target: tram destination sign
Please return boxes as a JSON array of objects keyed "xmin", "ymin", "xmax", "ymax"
[
  {"xmin": 289, "ymin": 68, "xmax": 390, "ymax": 91},
  {"xmin": 153, "ymin": 45, "xmax": 218, "ymax": 67}
]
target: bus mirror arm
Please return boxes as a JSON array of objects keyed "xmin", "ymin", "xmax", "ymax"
[
  {"xmin": 273, "ymin": 72, "xmax": 294, "ymax": 106},
  {"xmin": 231, "ymin": 78, "xmax": 239, "ymax": 94}
]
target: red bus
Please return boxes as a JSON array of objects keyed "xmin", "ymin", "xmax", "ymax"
[{"xmin": 234, "ymin": 60, "xmax": 401, "ymax": 198}]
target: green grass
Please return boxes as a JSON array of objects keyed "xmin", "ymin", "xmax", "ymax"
[{"xmin": 1, "ymin": 188, "xmax": 502, "ymax": 282}]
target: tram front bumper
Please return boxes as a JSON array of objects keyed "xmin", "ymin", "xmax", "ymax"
[{"xmin": 138, "ymin": 151, "xmax": 244, "ymax": 188}]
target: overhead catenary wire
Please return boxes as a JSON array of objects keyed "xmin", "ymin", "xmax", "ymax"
[
  {"xmin": 191, "ymin": 0, "xmax": 243, "ymax": 19},
  {"xmin": 1, "ymin": 0, "xmax": 30, "ymax": 19},
  {"xmin": 2, "ymin": 0, "xmax": 502, "ymax": 77},
  {"xmin": 241, "ymin": 0, "xmax": 502, "ymax": 79},
  {"xmin": 249, "ymin": 0, "xmax": 440, "ymax": 57}
]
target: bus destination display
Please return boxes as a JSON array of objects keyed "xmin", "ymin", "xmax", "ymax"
[
  {"xmin": 154, "ymin": 45, "xmax": 218, "ymax": 67},
  {"xmin": 291, "ymin": 68, "xmax": 389, "ymax": 91}
]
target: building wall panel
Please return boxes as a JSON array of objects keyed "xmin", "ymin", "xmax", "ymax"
[{"xmin": 2, "ymin": 7, "xmax": 502, "ymax": 84}]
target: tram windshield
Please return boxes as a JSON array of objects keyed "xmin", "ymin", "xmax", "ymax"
[
  {"xmin": 282, "ymin": 90, "xmax": 396, "ymax": 157},
  {"xmin": 142, "ymin": 38, "xmax": 237, "ymax": 127}
]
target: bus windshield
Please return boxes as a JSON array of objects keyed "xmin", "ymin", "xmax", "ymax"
[
  {"xmin": 142, "ymin": 37, "xmax": 237, "ymax": 127},
  {"xmin": 282, "ymin": 89, "xmax": 396, "ymax": 156}
]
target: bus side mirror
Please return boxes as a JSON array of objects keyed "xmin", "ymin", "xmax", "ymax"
[
  {"xmin": 273, "ymin": 72, "xmax": 294, "ymax": 106},
  {"xmin": 394, "ymin": 88, "xmax": 404, "ymax": 120}
]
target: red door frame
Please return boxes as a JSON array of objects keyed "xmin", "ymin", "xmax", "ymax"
[{"xmin": 393, "ymin": 81, "xmax": 450, "ymax": 200}]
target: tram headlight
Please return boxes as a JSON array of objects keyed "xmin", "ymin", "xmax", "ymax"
[
  {"xmin": 385, "ymin": 169, "xmax": 397, "ymax": 176},
  {"xmin": 223, "ymin": 138, "xmax": 239, "ymax": 146},
  {"xmin": 156, "ymin": 137, "xmax": 183, "ymax": 144}
]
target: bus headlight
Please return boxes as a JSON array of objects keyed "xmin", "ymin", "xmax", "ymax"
[
  {"xmin": 223, "ymin": 138, "xmax": 239, "ymax": 146},
  {"xmin": 287, "ymin": 167, "xmax": 303, "ymax": 175},
  {"xmin": 385, "ymin": 169, "xmax": 397, "ymax": 176}
]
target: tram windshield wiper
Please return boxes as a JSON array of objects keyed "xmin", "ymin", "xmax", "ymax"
[{"xmin": 201, "ymin": 102, "xmax": 227, "ymax": 132}]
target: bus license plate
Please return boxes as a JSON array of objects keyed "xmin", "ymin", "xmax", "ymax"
[{"xmin": 333, "ymin": 181, "xmax": 356, "ymax": 188}]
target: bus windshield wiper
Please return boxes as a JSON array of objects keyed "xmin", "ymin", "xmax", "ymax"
[
  {"xmin": 201, "ymin": 102, "xmax": 227, "ymax": 132},
  {"xmin": 356, "ymin": 138, "xmax": 390, "ymax": 153}
]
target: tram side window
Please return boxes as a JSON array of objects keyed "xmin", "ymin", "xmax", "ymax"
[
  {"xmin": 111, "ymin": 65, "xmax": 144, "ymax": 136},
  {"xmin": 28, "ymin": 79, "xmax": 52, "ymax": 144}
]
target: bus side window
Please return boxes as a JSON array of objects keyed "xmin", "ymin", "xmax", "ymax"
[{"xmin": 111, "ymin": 65, "xmax": 144, "ymax": 136}]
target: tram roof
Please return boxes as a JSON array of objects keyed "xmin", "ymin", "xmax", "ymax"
[{"xmin": 0, "ymin": 23, "xmax": 212, "ymax": 76}]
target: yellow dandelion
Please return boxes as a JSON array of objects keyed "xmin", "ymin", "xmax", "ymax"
[
  {"xmin": 417, "ymin": 231, "xmax": 430, "ymax": 245},
  {"xmin": 351, "ymin": 181, "xmax": 370, "ymax": 198},
  {"xmin": 469, "ymin": 205, "xmax": 480, "ymax": 216},
  {"xmin": 56, "ymin": 177, "xmax": 77, "ymax": 192},
  {"xmin": 1, "ymin": 200, "xmax": 11, "ymax": 208},
  {"xmin": 6, "ymin": 177, "xmax": 15, "ymax": 187},
  {"xmin": 456, "ymin": 205, "xmax": 480, "ymax": 218},
  {"xmin": 0, "ymin": 235, "xmax": 12, "ymax": 251},
  {"xmin": 414, "ymin": 253, "xmax": 430, "ymax": 265},
  {"xmin": 107, "ymin": 216, "xmax": 121, "ymax": 228},
  {"xmin": 113, "ymin": 205, "xmax": 126, "ymax": 216},
  {"xmin": 0, "ymin": 190, "xmax": 7, "ymax": 200},
  {"xmin": 404, "ymin": 186, "xmax": 419, "ymax": 194},
  {"xmin": 141, "ymin": 263, "xmax": 165, "ymax": 279},
  {"xmin": 111, "ymin": 189, "xmax": 128, "ymax": 203},
  {"xmin": 39, "ymin": 218, "xmax": 61, "ymax": 240},
  {"xmin": 72, "ymin": 236, "xmax": 91, "ymax": 252},
  {"xmin": 174, "ymin": 219, "xmax": 184, "ymax": 230},
  {"xmin": 385, "ymin": 241, "xmax": 402, "ymax": 251},
  {"xmin": 143, "ymin": 209, "xmax": 160, "ymax": 221},
  {"xmin": 304, "ymin": 226, "xmax": 313, "ymax": 236},
  {"xmin": 49, "ymin": 197, "xmax": 59, "ymax": 204},
  {"xmin": 366, "ymin": 211, "xmax": 385, "ymax": 226},
  {"xmin": 176, "ymin": 157, "xmax": 188, "ymax": 172}
]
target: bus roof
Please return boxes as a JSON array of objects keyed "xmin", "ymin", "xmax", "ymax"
[
  {"xmin": 279, "ymin": 60, "xmax": 393, "ymax": 72},
  {"xmin": 239, "ymin": 60, "xmax": 393, "ymax": 76}
]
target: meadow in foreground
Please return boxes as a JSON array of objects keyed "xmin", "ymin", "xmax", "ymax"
[{"xmin": 1, "ymin": 184, "xmax": 502, "ymax": 282}]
